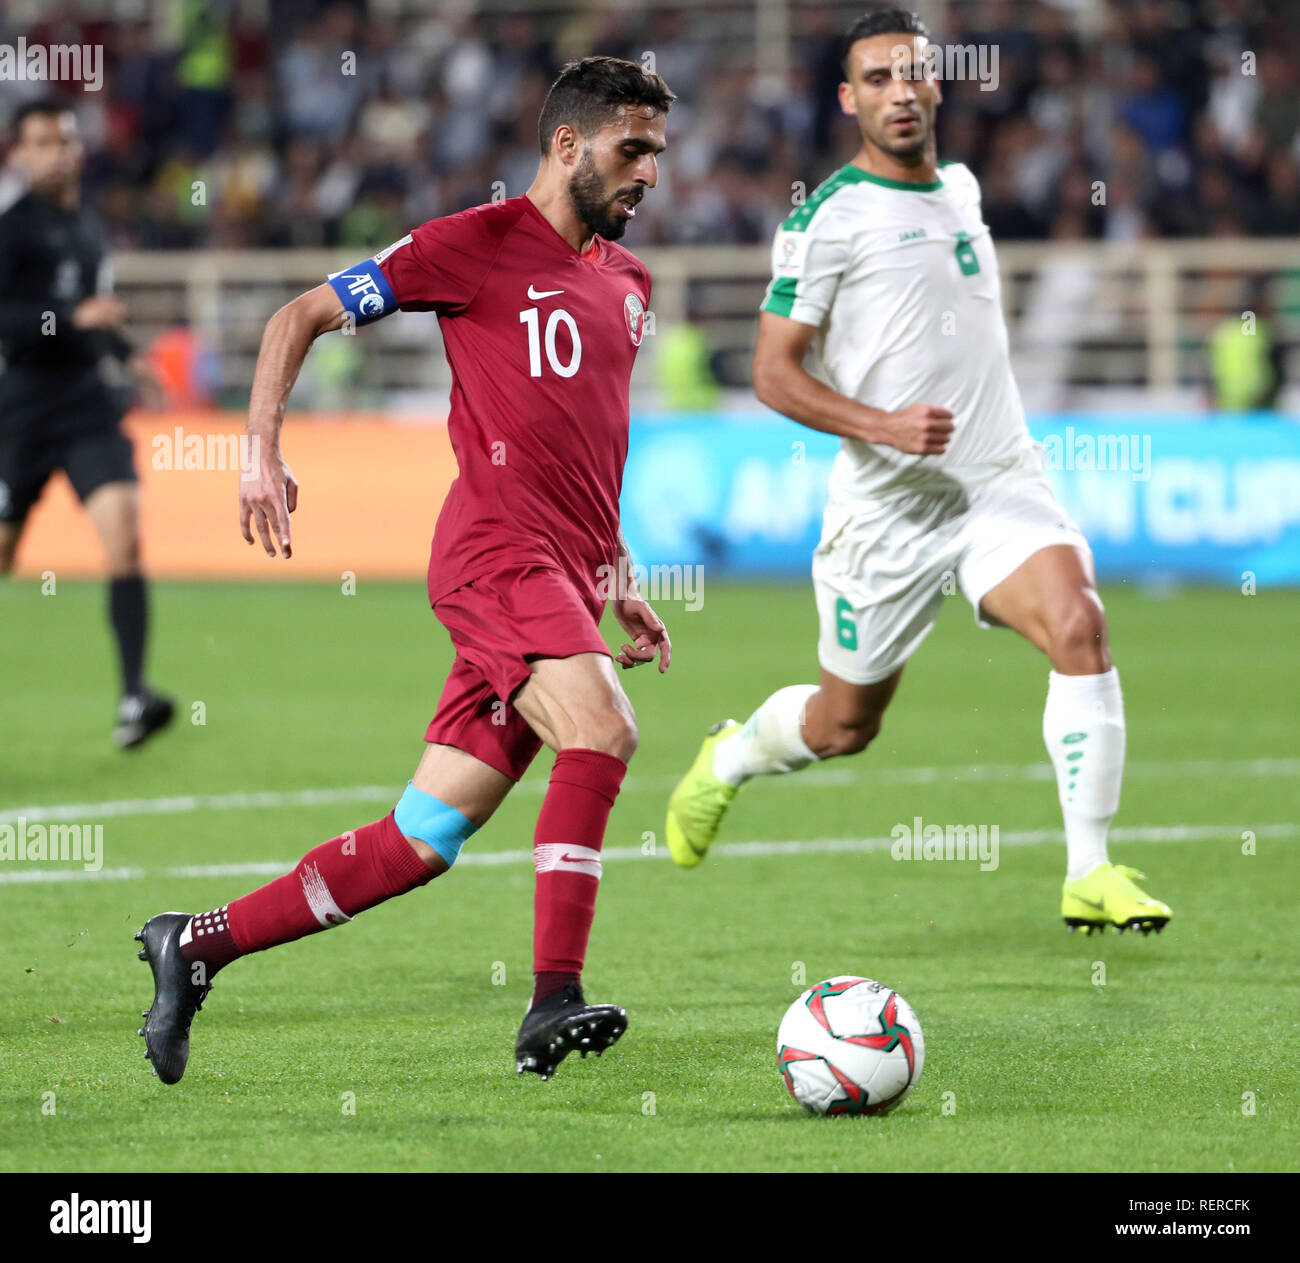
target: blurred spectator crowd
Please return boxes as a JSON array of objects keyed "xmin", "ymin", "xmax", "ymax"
[{"xmin": 2, "ymin": 0, "xmax": 1298, "ymax": 252}]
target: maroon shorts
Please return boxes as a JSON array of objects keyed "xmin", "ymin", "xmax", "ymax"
[{"xmin": 425, "ymin": 563, "xmax": 611, "ymax": 781}]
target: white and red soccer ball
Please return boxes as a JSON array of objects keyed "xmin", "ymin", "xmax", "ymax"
[{"xmin": 777, "ymin": 976, "xmax": 925, "ymax": 1116}]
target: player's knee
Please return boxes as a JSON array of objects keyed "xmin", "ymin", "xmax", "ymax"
[
  {"xmin": 564, "ymin": 702, "xmax": 639, "ymax": 759},
  {"xmin": 393, "ymin": 782, "xmax": 478, "ymax": 873},
  {"xmin": 106, "ymin": 536, "xmax": 141, "ymax": 577},
  {"xmin": 1046, "ymin": 593, "xmax": 1108, "ymax": 671},
  {"xmin": 580, "ymin": 713, "xmax": 639, "ymax": 761},
  {"xmin": 810, "ymin": 711, "xmax": 883, "ymax": 759}
]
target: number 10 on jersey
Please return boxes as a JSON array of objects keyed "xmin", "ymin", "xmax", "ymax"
[{"xmin": 520, "ymin": 306, "xmax": 582, "ymax": 378}]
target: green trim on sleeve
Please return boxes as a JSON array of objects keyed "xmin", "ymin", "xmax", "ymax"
[
  {"xmin": 761, "ymin": 275, "xmax": 797, "ymax": 317},
  {"xmin": 780, "ymin": 166, "xmax": 858, "ymax": 233}
]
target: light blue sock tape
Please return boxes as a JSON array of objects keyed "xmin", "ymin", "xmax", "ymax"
[{"xmin": 394, "ymin": 782, "xmax": 477, "ymax": 869}]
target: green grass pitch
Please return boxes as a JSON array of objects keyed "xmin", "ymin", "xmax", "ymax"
[{"xmin": 2, "ymin": 578, "xmax": 1297, "ymax": 1172}]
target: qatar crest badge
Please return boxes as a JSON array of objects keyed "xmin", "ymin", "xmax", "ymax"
[{"xmin": 624, "ymin": 292, "xmax": 646, "ymax": 346}]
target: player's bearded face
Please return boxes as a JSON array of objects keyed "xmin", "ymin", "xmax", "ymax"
[
  {"xmin": 866, "ymin": 81, "xmax": 935, "ymax": 161},
  {"xmin": 568, "ymin": 146, "xmax": 640, "ymax": 241},
  {"xmin": 844, "ymin": 35, "xmax": 940, "ymax": 164},
  {"xmin": 18, "ymin": 114, "xmax": 84, "ymax": 191}
]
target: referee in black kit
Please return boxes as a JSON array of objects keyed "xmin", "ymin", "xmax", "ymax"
[{"xmin": 0, "ymin": 99, "xmax": 173, "ymax": 748}]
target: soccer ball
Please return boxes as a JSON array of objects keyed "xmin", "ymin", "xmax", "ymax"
[{"xmin": 777, "ymin": 975, "xmax": 925, "ymax": 1116}]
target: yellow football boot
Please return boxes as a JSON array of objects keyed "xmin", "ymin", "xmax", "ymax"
[
  {"xmin": 665, "ymin": 720, "xmax": 742, "ymax": 868},
  {"xmin": 1062, "ymin": 862, "xmax": 1172, "ymax": 936}
]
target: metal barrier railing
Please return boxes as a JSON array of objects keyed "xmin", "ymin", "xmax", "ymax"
[{"xmin": 111, "ymin": 238, "xmax": 1300, "ymax": 401}]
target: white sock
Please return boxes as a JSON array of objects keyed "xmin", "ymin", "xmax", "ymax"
[
  {"xmin": 1043, "ymin": 667, "xmax": 1126, "ymax": 881},
  {"xmin": 714, "ymin": 684, "xmax": 820, "ymax": 786}
]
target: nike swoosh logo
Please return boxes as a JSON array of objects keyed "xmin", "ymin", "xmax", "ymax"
[
  {"xmin": 527, "ymin": 285, "xmax": 564, "ymax": 299},
  {"xmin": 1073, "ymin": 894, "xmax": 1105, "ymax": 911},
  {"xmin": 559, "ymin": 852, "xmax": 594, "ymax": 864}
]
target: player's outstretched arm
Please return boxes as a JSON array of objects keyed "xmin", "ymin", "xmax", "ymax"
[
  {"xmin": 752, "ymin": 311, "xmax": 953, "ymax": 456},
  {"xmin": 240, "ymin": 283, "xmax": 348, "ymax": 558}
]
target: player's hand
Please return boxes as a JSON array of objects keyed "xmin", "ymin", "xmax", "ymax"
[
  {"xmin": 126, "ymin": 353, "xmax": 167, "ymax": 411},
  {"xmin": 612, "ymin": 597, "xmax": 671, "ymax": 673},
  {"xmin": 239, "ymin": 444, "xmax": 299, "ymax": 559},
  {"xmin": 72, "ymin": 295, "xmax": 128, "ymax": 330},
  {"xmin": 879, "ymin": 403, "xmax": 955, "ymax": 455}
]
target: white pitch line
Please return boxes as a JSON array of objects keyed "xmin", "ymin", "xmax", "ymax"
[
  {"xmin": 0, "ymin": 823, "xmax": 1292, "ymax": 886},
  {"xmin": 0, "ymin": 786, "xmax": 399, "ymax": 825},
  {"xmin": 3, "ymin": 757, "xmax": 1297, "ymax": 826}
]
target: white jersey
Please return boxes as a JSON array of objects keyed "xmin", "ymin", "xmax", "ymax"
[{"xmin": 761, "ymin": 161, "xmax": 1032, "ymax": 508}]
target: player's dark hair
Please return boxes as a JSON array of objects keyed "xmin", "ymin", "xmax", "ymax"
[
  {"xmin": 842, "ymin": 9, "xmax": 931, "ymax": 74},
  {"xmin": 10, "ymin": 97, "xmax": 73, "ymax": 140},
  {"xmin": 538, "ymin": 56, "xmax": 675, "ymax": 155}
]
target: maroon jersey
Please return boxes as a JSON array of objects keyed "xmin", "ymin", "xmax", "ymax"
[{"xmin": 331, "ymin": 195, "xmax": 651, "ymax": 604}]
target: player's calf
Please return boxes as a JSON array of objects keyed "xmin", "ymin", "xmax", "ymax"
[
  {"xmin": 667, "ymin": 671, "xmax": 902, "ymax": 868},
  {"xmin": 134, "ymin": 795, "xmax": 474, "ymax": 1083},
  {"xmin": 666, "ymin": 684, "xmax": 868, "ymax": 869},
  {"xmin": 527, "ymin": 747, "xmax": 627, "ymax": 1018},
  {"xmin": 801, "ymin": 667, "xmax": 903, "ymax": 762},
  {"xmin": 512, "ymin": 656, "xmax": 637, "ymax": 1040},
  {"xmin": 803, "ymin": 708, "xmax": 883, "ymax": 759}
]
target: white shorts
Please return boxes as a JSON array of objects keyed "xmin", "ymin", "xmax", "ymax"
[{"xmin": 813, "ymin": 448, "xmax": 1091, "ymax": 685}]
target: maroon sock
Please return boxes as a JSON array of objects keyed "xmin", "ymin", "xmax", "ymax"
[
  {"xmin": 532, "ymin": 748, "xmax": 626, "ymax": 1002},
  {"xmin": 181, "ymin": 904, "xmax": 239, "ymax": 971},
  {"xmin": 532, "ymin": 970, "xmax": 578, "ymax": 1004},
  {"xmin": 180, "ymin": 813, "xmax": 437, "ymax": 973}
]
